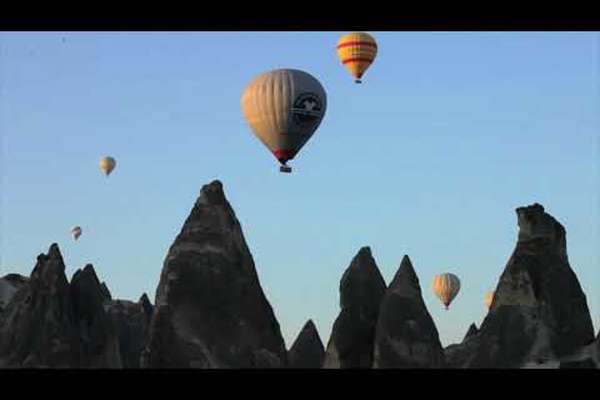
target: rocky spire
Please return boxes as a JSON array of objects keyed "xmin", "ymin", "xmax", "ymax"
[
  {"xmin": 323, "ymin": 246, "xmax": 387, "ymax": 368},
  {"xmin": 142, "ymin": 180, "xmax": 287, "ymax": 368},
  {"xmin": 70, "ymin": 264, "xmax": 122, "ymax": 368},
  {"xmin": 373, "ymin": 255, "xmax": 445, "ymax": 368},
  {"xmin": 464, "ymin": 323, "xmax": 479, "ymax": 342},
  {"xmin": 0, "ymin": 244, "xmax": 80, "ymax": 367},
  {"xmin": 288, "ymin": 319, "xmax": 325, "ymax": 368},
  {"xmin": 463, "ymin": 204, "xmax": 594, "ymax": 368}
]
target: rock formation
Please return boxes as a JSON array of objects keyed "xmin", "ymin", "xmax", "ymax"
[
  {"xmin": 70, "ymin": 264, "xmax": 122, "ymax": 368},
  {"xmin": 0, "ymin": 245, "xmax": 123, "ymax": 368},
  {"xmin": 106, "ymin": 294, "xmax": 153, "ymax": 368},
  {"xmin": 141, "ymin": 180, "xmax": 287, "ymax": 368},
  {"xmin": 0, "ymin": 274, "xmax": 28, "ymax": 311},
  {"xmin": 444, "ymin": 324, "xmax": 482, "ymax": 369},
  {"xmin": 458, "ymin": 203, "xmax": 595, "ymax": 368},
  {"xmin": 287, "ymin": 320, "xmax": 325, "ymax": 368},
  {"xmin": 323, "ymin": 247, "xmax": 386, "ymax": 368},
  {"xmin": 464, "ymin": 323, "xmax": 479, "ymax": 341},
  {"xmin": 373, "ymin": 255, "xmax": 445, "ymax": 368},
  {"xmin": 0, "ymin": 244, "xmax": 82, "ymax": 367}
]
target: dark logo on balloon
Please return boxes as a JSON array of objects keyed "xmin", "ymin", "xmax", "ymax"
[{"xmin": 292, "ymin": 93, "xmax": 323, "ymax": 128}]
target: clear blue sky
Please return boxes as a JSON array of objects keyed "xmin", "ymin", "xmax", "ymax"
[{"xmin": 1, "ymin": 32, "xmax": 598, "ymax": 347}]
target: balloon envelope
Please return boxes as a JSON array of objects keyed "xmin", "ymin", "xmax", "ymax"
[
  {"xmin": 484, "ymin": 291, "xmax": 495, "ymax": 309},
  {"xmin": 71, "ymin": 226, "xmax": 82, "ymax": 240},
  {"xmin": 432, "ymin": 273, "xmax": 461, "ymax": 310},
  {"xmin": 336, "ymin": 32, "xmax": 378, "ymax": 83},
  {"xmin": 99, "ymin": 156, "xmax": 116, "ymax": 176},
  {"xmin": 241, "ymin": 69, "xmax": 327, "ymax": 168}
]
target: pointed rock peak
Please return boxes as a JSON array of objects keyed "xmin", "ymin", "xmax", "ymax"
[
  {"xmin": 357, "ymin": 246, "xmax": 372, "ymax": 257},
  {"xmin": 288, "ymin": 319, "xmax": 325, "ymax": 368},
  {"xmin": 139, "ymin": 292, "xmax": 154, "ymax": 318},
  {"xmin": 197, "ymin": 179, "xmax": 226, "ymax": 206},
  {"xmin": 298, "ymin": 319, "xmax": 320, "ymax": 341},
  {"xmin": 343, "ymin": 246, "xmax": 382, "ymax": 280},
  {"xmin": 48, "ymin": 243, "xmax": 61, "ymax": 258},
  {"xmin": 388, "ymin": 255, "xmax": 421, "ymax": 297},
  {"xmin": 70, "ymin": 264, "xmax": 97, "ymax": 286},
  {"xmin": 36, "ymin": 243, "xmax": 64, "ymax": 265},
  {"xmin": 516, "ymin": 203, "xmax": 565, "ymax": 246},
  {"xmin": 139, "ymin": 292, "xmax": 151, "ymax": 306},
  {"xmin": 340, "ymin": 246, "xmax": 387, "ymax": 310},
  {"xmin": 464, "ymin": 323, "xmax": 479, "ymax": 341},
  {"xmin": 72, "ymin": 264, "xmax": 101, "ymax": 285},
  {"xmin": 31, "ymin": 243, "xmax": 67, "ymax": 282}
]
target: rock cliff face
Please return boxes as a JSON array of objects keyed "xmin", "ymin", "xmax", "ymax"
[
  {"xmin": 70, "ymin": 264, "xmax": 122, "ymax": 368},
  {"xmin": 373, "ymin": 256, "xmax": 445, "ymax": 368},
  {"xmin": 448, "ymin": 204, "xmax": 595, "ymax": 368},
  {"xmin": 323, "ymin": 247, "xmax": 386, "ymax": 368},
  {"xmin": 0, "ymin": 245, "xmax": 123, "ymax": 368},
  {"xmin": 142, "ymin": 180, "xmax": 287, "ymax": 368},
  {"xmin": 106, "ymin": 294, "xmax": 153, "ymax": 368},
  {"xmin": 0, "ymin": 274, "xmax": 28, "ymax": 311},
  {"xmin": 0, "ymin": 245, "xmax": 80, "ymax": 367},
  {"xmin": 287, "ymin": 320, "xmax": 325, "ymax": 368}
]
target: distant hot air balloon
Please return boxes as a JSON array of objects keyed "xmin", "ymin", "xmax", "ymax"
[
  {"xmin": 71, "ymin": 226, "xmax": 82, "ymax": 241},
  {"xmin": 241, "ymin": 69, "xmax": 327, "ymax": 173},
  {"xmin": 432, "ymin": 273, "xmax": 461, "ymax": 310},
  {"xmin": 336, "ymin": 32, "xmax": 378, "ymax": 84},
  {"xmin": 99, "ymin": 156, "xmax": 116, "ymax": 176},
  {"xmin": 484, "ymin": 291, "xmax": 495, "ymax": 310}
]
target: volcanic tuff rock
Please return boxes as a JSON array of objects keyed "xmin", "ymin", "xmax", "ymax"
[
  {"xmin": 106, "ymin": 294, "xmax": 153, "ymax": 368},
  {"xmin": 460, "ymin": 203, "xmax": 595, "ymax": 368},
  {"xmin": 141, "ymin": 180, "xmax": 287, "ymax": 368},
  {"xmin": 0, "ymin": 244, "xmax": 81, "ymax": 367},
  {"xmin": 0, "ymin": 245, "xmax": 126, "ymax": 368},
  {"xmin": 323, "ymin": 247, "xmax": 387, "ymax": 368},
  {"xmin": 287, "ymin": 320, "xmax": 325, "ymax": 368},
  {"xmin": 70, "ymin": 264, "xmax": 122, "ymax": 368},
  {"xmin": 464, "ymin": 324, "xmax": 479, "ymax": 341},
  {"xmin": 100, "ymin": 282, "xmax": 112, "ymax": 302},
  {"xmin": 444, "ymin": 324, "xmax": 482, "ymax": 369},
  {"xmin": 372, "ymin": 255, "xmax": 445, "ymax": 368},
  {"xmin": 0, "ymin": 274, "xmax": 28, "ymax": 311}
]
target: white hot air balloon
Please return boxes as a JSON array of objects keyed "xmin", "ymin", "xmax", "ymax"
[
  {"xmin": 484, "ymin": 291, "xmax": 495, "ymax": 310},
  {"xmin": 99, "ymin": 156, "xmax": 116, "ymax": 176},
  {"xmin": 241, "ymin": 69, "xmax": 327, "ymax": 173},
  {"xmin": 432, "ymin": 273, "xmax": 461, "ymax": 310},
  {"xmin": 71, "ymin": 226, "xmax": 82, "ymax": 241}
]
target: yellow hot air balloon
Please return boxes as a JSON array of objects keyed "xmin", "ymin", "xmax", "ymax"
[
  {"xmin": 241, "ymin": 69, "xmax": 327, "ymax": 173},
  {"xmin": 99, "ymin": 156, "xmax": 116, "ymax": 176},
  {"xmin": 71, "ymin": 226, "xmax": 82, "ymax": 241},
  {"xmin": 484, "ymin": 291, "xmax": 495, "ymax": 310},
  {"xmin": 432, "ymin": 273, "xmax": 461, "ymax": 310},
  {"xmin": 336, "ymin": 32, "xmax": 378, "ymax": 84}
]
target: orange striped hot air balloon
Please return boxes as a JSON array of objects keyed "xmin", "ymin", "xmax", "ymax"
[
  {"xmin": 432, "ymin": 273, "xmax": 461, "ymax": 310},
  {"xmin": 336, "ymin": 32, "xmax": 378, "ymax": 84}
]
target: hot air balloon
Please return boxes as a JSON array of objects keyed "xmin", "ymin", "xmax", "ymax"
[
  {"xmin": 71, "ymin": 226, "xmax": 82, "ymax": 241},
  {"xmin": 432, "ymin": 273, "xmax": 461, "ymax": 310},
  {"xmin": 484, "ymin": 291, "xmax": 495, "ymax": 310},
  {"xmin": 99, "ymin": 156, "xmax": 116, "ymax": 176},
  {"xmin": 336, "ymin": 32, "xmax": 378, "ymax": 84},
  {"xmin": 241, "ymin": 69, "xmax": 327, "ymax": 173}
]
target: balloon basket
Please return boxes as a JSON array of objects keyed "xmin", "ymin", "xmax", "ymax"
[
  {"xmin": 355, "ymin": 79, "xmax": 362, "ymax": 84},
  {"xmin": 279, "ymin": 165, "xmax": 292, "ymax": 173}
]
